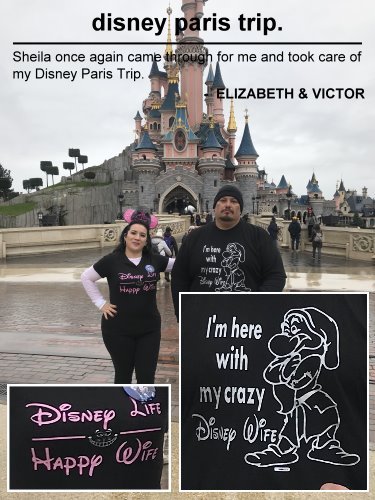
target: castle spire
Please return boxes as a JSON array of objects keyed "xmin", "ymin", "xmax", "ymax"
[
  {"xmin": 165, "ymin": 4, "xmax": 173, "ymax": 58},
  {"xmin": 227, "ymin": 98, "xmax": 237, "ymax": 132},
  {"xmin": 235, "ymin": 112, "xmax": 258, "ymax": 158}
]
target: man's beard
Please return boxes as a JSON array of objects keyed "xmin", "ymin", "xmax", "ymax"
[{"xmin": 218, "ymin": 213, "xmax": 235, "ymax": 222}]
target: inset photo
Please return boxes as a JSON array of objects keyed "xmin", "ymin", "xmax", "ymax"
[
  {"xmin": 8, "ymin": 384, "xmax": 170, "ymax": 491},
  {"xmin": 180, "ymin": 293, "xmax": 368, "ymax": 491}
]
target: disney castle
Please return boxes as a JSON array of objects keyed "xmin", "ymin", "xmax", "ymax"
[{"xmin": 115, "ymin": 0, "xmax": 259, "ymax": 215}]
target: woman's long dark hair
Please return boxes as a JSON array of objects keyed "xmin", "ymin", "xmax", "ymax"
[{"xmin": 113, "ymin": 222, "xmax": 152, "ymax": 254}]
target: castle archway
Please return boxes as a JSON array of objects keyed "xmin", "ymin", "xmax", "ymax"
[{"xmin": 159, "ymin": 183, "xmax": 199, "ymax": 214}]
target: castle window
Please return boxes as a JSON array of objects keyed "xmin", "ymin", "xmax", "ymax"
[
  {"xmin": 141, "ymin": 186, "xmax": 144, "ymax": 193},
  {"xmin": 149, "ymin": 123, "xmax": 153, "ymax": 130},
  {"xmin": 174, "ymin": 129, "xmax": 186, "ymax": 151},
  {"xmin": 153, "ymin": 122, "xmax": 157, "ymax": 130},
  {"xmin": 214, "ymin": 180, "xmax": 217, "ymax": 187},
  {"xmin": 169, "ymin": 117, "xmax": 175, "ymax": 128}
]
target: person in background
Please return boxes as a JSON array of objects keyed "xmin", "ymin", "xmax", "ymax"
[
  {"xmin": 81, "ymin": 209, "xmax": 174, "ymax": 383},
  {"xmin": 288, "ymin": 216, "xmax": 301, "ymax": 251},
  {"xmin": 307, "ymin": 210, "xmax": 318, "ymax": 239},
  {"xmin": 267, "ymin": 216, "xmax": 279, "ymax": 248},
  {"xmin": 152, "ymin": 228, "xmax": 172, "ymax": 257},
  {"xmin": 311, "ymin": 223, "xmax": 323, "ymax": 261},
  {"xmin": 163, "ymin": 226, "xmax": 178, "ymax": 282}
]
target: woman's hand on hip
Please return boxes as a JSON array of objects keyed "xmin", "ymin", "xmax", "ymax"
[{"xmin": 101, "ymin": 302, "xmax": 117, "ymax": 319}]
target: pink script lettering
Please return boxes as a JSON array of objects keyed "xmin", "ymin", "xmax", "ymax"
[
  {"xmin": 26, "ymin": 403, "xmax": 115, "ymax": 429},
  {"xmin": 31, "ymin": 447, "xmax": 102, "ymax": 476}
]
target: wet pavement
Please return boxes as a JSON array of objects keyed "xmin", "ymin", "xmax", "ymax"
[{"xmin": 0, "ymin": 247, "xmax": 374, "ymax": 435}]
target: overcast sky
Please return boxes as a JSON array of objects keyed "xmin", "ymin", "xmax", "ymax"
[{"xmin": 0, "ymin": 0, "xmax": 373, "ymax": 200}]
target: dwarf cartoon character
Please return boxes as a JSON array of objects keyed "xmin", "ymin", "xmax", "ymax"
[
  {"xmin": 215, "ymin": 242, "xmax": 251, "ymax": 292},
  {"xmin": 245, "ymin": 307, "xmax": 360, "ymax": 468}
]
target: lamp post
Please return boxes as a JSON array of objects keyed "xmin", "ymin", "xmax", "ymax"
[
  {"xmin": 252, "ymin": 196, "xmax": 256, "ymax": 214},
  {"xmin": 205, "ymin": 200, "xmax": 209, "ymax": 213},
  {"xmin": 117, "ymin": 193, "xmax": 124, "ymax": 219},
  {"xmin": 37, "ymin": 211, "xmax": 43, "ymax": 227},
  {"xmin": 286, "ymin": 185, "xmax": 293, "ymax": 220}
]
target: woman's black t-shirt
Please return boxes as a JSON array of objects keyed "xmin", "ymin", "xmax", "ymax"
[
  {"xmin": 93, "ymin": 251, "xmax": 168, "ymax": 335},
  {"xmin": 9, "ymin": 385, "xmax": 169, "ymax": 490}
]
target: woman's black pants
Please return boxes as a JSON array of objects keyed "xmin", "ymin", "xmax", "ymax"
[{"xmin": 102, "ymin": 329, "xmax": 161, "ymax": 383}]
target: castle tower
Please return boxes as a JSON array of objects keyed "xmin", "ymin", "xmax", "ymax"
[
  {"xmin": 204, "ymin": 63, "xmax": 215, "ymax": 117},
  {"xmin": 234, "ymin": 112, "xmax": 259, "ymax": 213},
  {"xmin": 147, "ymin": 101, "xmax": 161, "ymax": 139},
  {"xmin": 134, "ymin": 111, "xmax": 142, "ymax": 140},
  {"xmin": 308, "ymin": 174, "xmax": 324, "ymax": 217},
  {"xmin": 333, "ymin": 182, "xmax": 341, "ymax": 211},
  {"xmin": 175, "ymin": 0, "xmax": 208, "ymax": 128},
  {"xmin": 143, "ymin": 61, "xmax": 168, "ymax": 118},
  {"xmin": 338, "ymin": 179, "xmax": 346, "ymax": 204},
  {"xmin": 159, "ymin": 72, "xmax": 179, "ymax": 134},
  {"xmin": 161, "ymin": 97, "xmax": 199, "ymax": 170},
  {"xmin": 276, "ymin": 175, "xmax": 289, "ymax": 195},
  {"xmin": 132, "ymin": 129, "xmax": 160, "ymax": 209},
  {"xmin": 212, "ymin": 62, "xmax": 226, "ymax": 127},
  {"xmin": 198, "ymin": 117, "xmax": 225, "ymax": 210}
]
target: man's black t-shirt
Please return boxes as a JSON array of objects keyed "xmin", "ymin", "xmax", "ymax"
[
  {"xmin": 9, "ymin": 386, "xmax": 169, "ymax": 490},
  {"xmin": 172, "ymin": 220, "xmax": 286, "ymax": 317},
  {"xmin": 93, "ymin": 251, "xmax": 168, "ymax": 335},
  {"xmin": 180, "ymin": 294, "xmax": 367, "ymax": 491}
]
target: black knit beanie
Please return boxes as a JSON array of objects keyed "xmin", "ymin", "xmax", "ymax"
[{"xmin": 213, "ymin": 185, "xmax": 244, "ymax": 212}]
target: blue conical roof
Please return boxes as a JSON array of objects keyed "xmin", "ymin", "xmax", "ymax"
[
  {"xmin": 205, "ymin": 64, "xmax": 214, "ymax": 85},
  {"xmin": 235, "ymin": 122, "xmax": 258, "ymax": 158},
  {"xmin": 225, "ymin": 156, "xmax": 236, "ymax": 170},
  {"xmin": 310, "ymin": 183, "xmax": 322, "ymax": 194},
  {"xmin": 148, "ymin": 61, "xmax": 167, "ymax": 79},
  {"xmin": 134, "ymin": 111, "xmax": 142, "ymax": 121},
  {"xmin": 160, "ymin": 82, "xmax": 179, "ymax": 111},
  {"xmin": 277, "ymin": 175, "xmax": 288, "ymax": 189},
  {"xmin": 201, "ymin": 127, "xmax": 222, "ymax": 150},
  {"xmin": 135, "ymin": 130, "xmax": 157, "ymax": 150},
  {"xmin": 212, "ymin": 62, "xmax": 225, "ymax": 89}
]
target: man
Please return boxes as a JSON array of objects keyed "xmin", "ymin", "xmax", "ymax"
[
  {"xmin": 171, "ymin": 185, "xmax": 286, "ymax": 317},
  {"xmin": 288, "ymin": 216, "xmax": 301, "ymax": 251}
]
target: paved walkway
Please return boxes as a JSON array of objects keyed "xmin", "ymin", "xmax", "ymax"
[{"xmin": 0, "ymin": 248, "xmax": 374, "ymax": 430}]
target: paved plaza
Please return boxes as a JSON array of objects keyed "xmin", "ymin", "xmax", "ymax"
[{"xmin": 0, "ymin": 247, "xmax": 374, "ymax": 497}]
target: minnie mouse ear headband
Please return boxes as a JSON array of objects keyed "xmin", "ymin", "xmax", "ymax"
[{"xmin": 123, "ymin": 209, "xmax": 158, "ymax": 229}]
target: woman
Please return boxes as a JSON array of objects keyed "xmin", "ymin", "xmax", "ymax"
[
  {"xmin": 81, "ymin": 209, "xmax": 174, "ymax": 383},
  {"xmin": 311, "ymin": 223, "xmax": 323, "ymax": 261}
]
